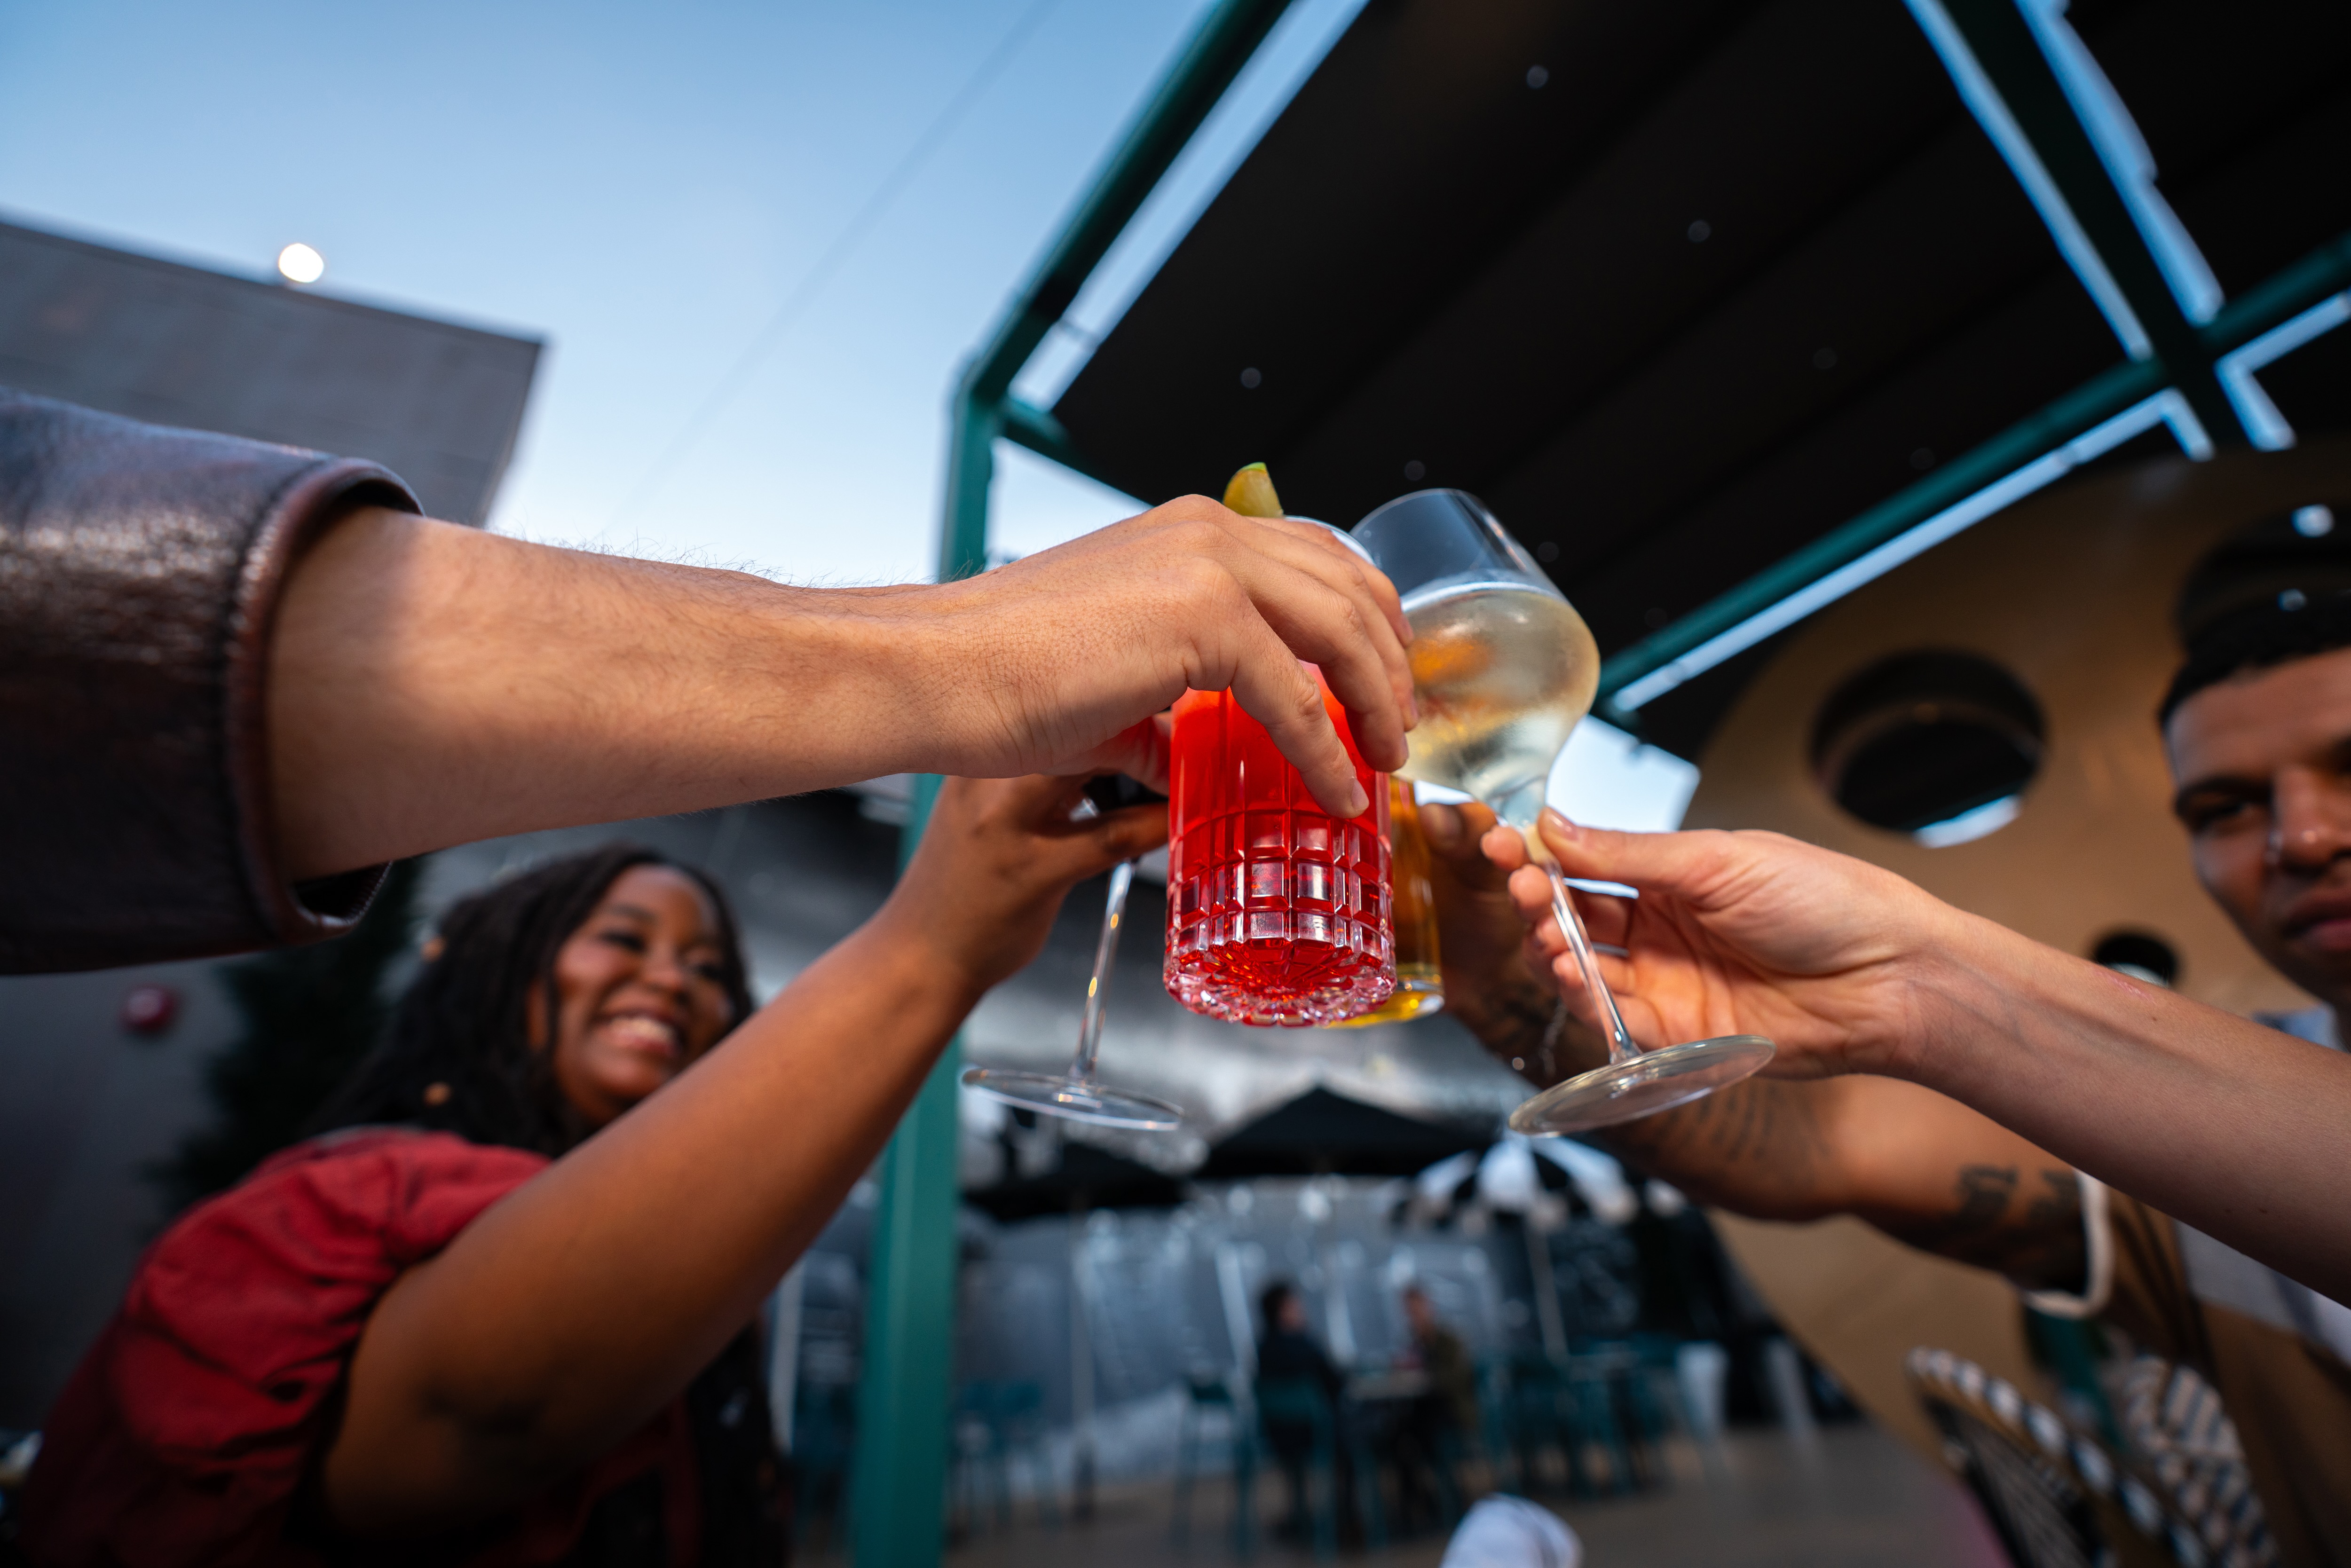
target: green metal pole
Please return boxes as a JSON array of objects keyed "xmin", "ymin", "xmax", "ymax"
[
  {"xmin": 847, "ymin": 397, "xmax": 993, "ymax": 1567},
  {"xmin": 850, "ymin": 8, "xmax": 1298, "ymax": 1552},
  {"xmin": 961, "ymin": 0, "xmax": 1294, "ymax": 411}
]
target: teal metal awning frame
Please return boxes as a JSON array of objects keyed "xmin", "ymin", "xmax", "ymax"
[
  {"xmin": 853, "ymin": 2, "xmax": 2351, "ymax": 1560},
  {"xmin": 1596, "ymin": 0, "xmax": 2351, "ymax": 726}
]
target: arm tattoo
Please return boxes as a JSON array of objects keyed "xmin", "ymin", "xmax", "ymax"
[
  {"xmin": 1951, "ymin": 1165, "xmax": 2018, "ymax": 1232},
  {"xmin": 1882, "ymin": 1165, "xmax": 2086, "ymax": 1293},
  {"xmin": 1458, "ymin": 973, "xmax": 1580, "ymax": 1085},
  {"xmin": 1596, "ymin": 1077, "xmax": 1834, "ymax": 1205}
]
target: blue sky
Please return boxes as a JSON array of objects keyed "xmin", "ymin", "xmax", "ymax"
[{"xmin": 0, "ymin": 0, "xmax": 1261, "ymax": 581}]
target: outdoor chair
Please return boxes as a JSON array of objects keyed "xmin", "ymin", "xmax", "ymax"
[
  {"xmin": 1386, "ymin": 1407, "xmax": 1469, "ymax": 1534},
  {"xmin": 789, "ymin": 1381, "xmax": 856, "ymax": 1551},
  {"xmin": 990, "ymin": 1380, "xmax": 1060, "ymax": 1528},
  {"xmin": 1475, "ymin": 1355, "xmax": 1523, "ymax": 1490},
  {"xmin": 1172, "ymin": 1371, "xmax": 1258, "ymax": 1556},
  {"xmin": 1908, "ymin": 1347, "xmax": 2260, "ymax": 1568},
  {"xmin": 948, "ymin": 1379, "xmax": 1058, "ymax": 1537},
  {"xmin": 1567, "ymin": 1340, "xmax": 1672, "ymax": 1494},
  {"xmin": 1254, "ymin": 1378, "xmax": 1386, "ymax": 1559},
  {"xmin": 1496, "ymin": 1353, "xmax": 1600, "ymax": 1498}
]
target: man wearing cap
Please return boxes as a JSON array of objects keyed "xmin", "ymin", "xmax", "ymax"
[{"xmin": 1427, "ymin": 582, "xmax": 2351, "ymax": 1564}]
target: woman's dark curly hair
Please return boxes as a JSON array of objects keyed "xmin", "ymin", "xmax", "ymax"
[{"xmin": 311, "ymin": 843, "xmax": 756, "ymax": 1157}]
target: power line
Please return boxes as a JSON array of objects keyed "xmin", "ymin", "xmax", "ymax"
[{"xmin": 611, "ymin": 0, "xmax": 1065, "ymax": 527}]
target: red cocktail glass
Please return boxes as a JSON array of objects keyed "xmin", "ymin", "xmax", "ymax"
[{"xmin": 1164, "ymin": 669, "xmax": 1396, "ymax": 1024}]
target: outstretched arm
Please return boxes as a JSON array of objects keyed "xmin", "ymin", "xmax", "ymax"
[
  {"xmin": 1423, "ymin": 801, "xmax": 2087, "ymax": 1291},
  {"xmin": 1457, "ymin": 808, "xmax": 2351, "ymax": 1306},
  {"xmin": 270, "ymin": 496, "xmax": 1412, "ymax": 880}
]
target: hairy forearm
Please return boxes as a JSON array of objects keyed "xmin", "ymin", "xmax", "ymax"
[
  {"xmin": 1902, "ymin": 913, "xmax": 2351, "ymax": 1302},
  {"xmin": 325, "ymin": 902, "xmax": 979, "ymax": 1531},
  {"xmin": 270, "ymin": 509, "xmax": 973, "ymax": 880}
]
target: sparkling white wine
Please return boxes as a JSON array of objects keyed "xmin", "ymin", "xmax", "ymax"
[{"xmin": 1394, "ymin": 582, "xmax": 1598, "ymax": 828}]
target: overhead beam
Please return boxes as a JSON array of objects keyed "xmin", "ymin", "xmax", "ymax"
[
  {"xmin": 1001, "ymin": 396, "xmax": 1125, "ymax": 495},
  {"xmin": 1596, "ymin": 230, "xmax": 2351, "ymax": 727},
  {"xmin": 959, "ymin": 0, "xmax": 1298, "ymax": 415},
  {"xmin": 939, "ymin": 0, "xmax": 1296, "ymax": 582},
  {"xmin": 1918, "ymin": 0, "xmax": 2248, "ymax": 447}
]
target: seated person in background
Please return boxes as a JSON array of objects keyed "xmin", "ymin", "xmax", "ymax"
[
  {"xmin": 1393, "ymin": 1284, "xmax": 1477, "ymax": 1528},
  {"xmin": 0, "ymin": 389, "xmax": 1411, "ymax": 975},
  {"xmin": 1423, "ymin": 597, "xmax": 2351, "ymax": 1567},
  {"xmin": 19, "ymin": 772, "xmax": 1161, "ymax": 1566},
  {"xmin": 1256, "ymin": 1281, "xmax": 1349, "ymax": 1542}
]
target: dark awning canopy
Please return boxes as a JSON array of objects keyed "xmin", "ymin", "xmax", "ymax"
[
  {"xmin": 1044, "ymin": 0, "xmax": 2351, "ymax": 754},
  {"xmin": 1194, "ymin": 1085, "xmax": 1491, "ymax": 1179},
  {"xmin": 962, "ymin": 1137, "xmax": 1188, "ymax": 1223}
]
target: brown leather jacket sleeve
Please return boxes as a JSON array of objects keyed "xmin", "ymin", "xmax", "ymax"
[{"xmin": 0, "ymin": 390, "xmax": 421, "ymax": 973}]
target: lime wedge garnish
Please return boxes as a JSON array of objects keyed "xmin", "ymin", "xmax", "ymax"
[{"xmin": 1222, "ymin": 461, "xmax": 1284, "ymax": 520}]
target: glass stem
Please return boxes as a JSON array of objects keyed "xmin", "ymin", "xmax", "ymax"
[
  {"xmin": 1495, "ymin": 782, "xmax": 1640, "ymax": 1066},
  {"xmin": 1543, "ymin": 863, "xmax": 1638, "ymax": 1065},
  {"xmin": 1070, "ymin": 860, "xmax": 1135, "ymax": 1082}
]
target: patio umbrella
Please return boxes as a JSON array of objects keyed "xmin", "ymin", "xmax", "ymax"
[
  {"xmin": 1412, "ymin": 1137, "xmax": 1642, "ymax": 1362},
  {"xmin": 1193, "ymin": 1085, "xmax": 1492, "ymax": 1180},
  {"xmin": 961, "ymin": 1137, "xmax": 1187, "ymax": 1224}
]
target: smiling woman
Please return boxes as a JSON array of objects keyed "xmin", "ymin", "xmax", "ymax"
[
  {"xmin": 23, "ymin": 845, "xmax": 782, "ymax": 1562},
  {"xmin": 321, "ymin": 844, "xmax": 755, "ymax": 1155},
  {"xmin": 17, "ymin": 775, "xmax": 1168, "ymax": 1565}
]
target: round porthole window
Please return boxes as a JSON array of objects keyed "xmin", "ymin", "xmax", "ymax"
[
  {"xmin": 1811, "ymin": 651, "xmax": 2045, "ymax": 846},
  {"xmin": 2091, "ymin": 930, "xmax": 2179, "ymax": 988}
]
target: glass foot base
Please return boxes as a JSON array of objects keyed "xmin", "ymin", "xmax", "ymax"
[
  {"xmin": 960, "ymin": 1067, "xmax": 1184, "ymax": 1131},
  {"xmin": 1506, "ymin": 1035, "xmax": 1775, "ymax": 1135}
]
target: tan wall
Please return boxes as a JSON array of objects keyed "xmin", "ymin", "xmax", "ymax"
[{"xmin": 1681, "ymin": 437, "xmax": 2351, "ymax": 1456}]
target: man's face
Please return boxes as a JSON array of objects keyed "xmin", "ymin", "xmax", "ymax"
[{"xmin": 2168, "ymin": 646, "xmax": 2351, "ymax": 1006}]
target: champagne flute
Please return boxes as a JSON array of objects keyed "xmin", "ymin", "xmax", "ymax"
[
  {"xmin": 1352, "ymin": 489, "xmax": 1773, "ymax": 1133},
  {"xmin": 962, "ymin": 780, "xmax": 1183, "ymax": 1130}
]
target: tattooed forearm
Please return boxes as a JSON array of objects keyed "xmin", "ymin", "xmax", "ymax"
[
  {"xmin": 1450, "ymin": 970, "xmax": 1603, "ymax": 1088},
  {"xmin": 1952, "ymin": 1165, "xmax": 2017, "ymax": 1232},
  {"xmin": 1877, "ymin": 1164, "xmax": 2085, "ymax": 1292},
  {"xmin": 1594, "ymin": 1077, "xmax": 1835, "ymax": 1213}
]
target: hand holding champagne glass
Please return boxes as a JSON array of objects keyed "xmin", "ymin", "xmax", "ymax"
[
  {"xmin": 962, "ymin": 772, "xmax": 1184, "ymax": 1130},
  {"xmin": 1352, "ymin": 490, "xmax": 1772, "ymax": 1132}
]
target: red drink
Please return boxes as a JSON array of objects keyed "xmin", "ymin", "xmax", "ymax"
[{"xmin": 1164, "ymin": 670, "xmax": 1396, "ymax": 1025}]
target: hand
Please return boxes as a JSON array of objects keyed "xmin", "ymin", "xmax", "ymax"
[
  {"xmin": 1488, "ymin": 811, "xmax": 1963, "ymax": 1079},
  {"xmin": 886, "ymin": 773, "xmax": 1167, "ymax": 995},
  {"xmin": 1419, "ymin": 801, "xmax": 1603, "ymax": 1081},
  {"xmin": 917, "ymin": 496, "xmax": 1414, "ymax": 818}
]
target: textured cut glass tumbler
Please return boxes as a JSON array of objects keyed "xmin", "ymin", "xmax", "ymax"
[{"xmin": 1163, "ymin": 671, "xmax": 1395, "ymax": 1025}]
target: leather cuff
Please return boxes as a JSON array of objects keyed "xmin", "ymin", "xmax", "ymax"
[{"xmin": 0, "ymin": 390, "xmax": 419, "ymax": 972}]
